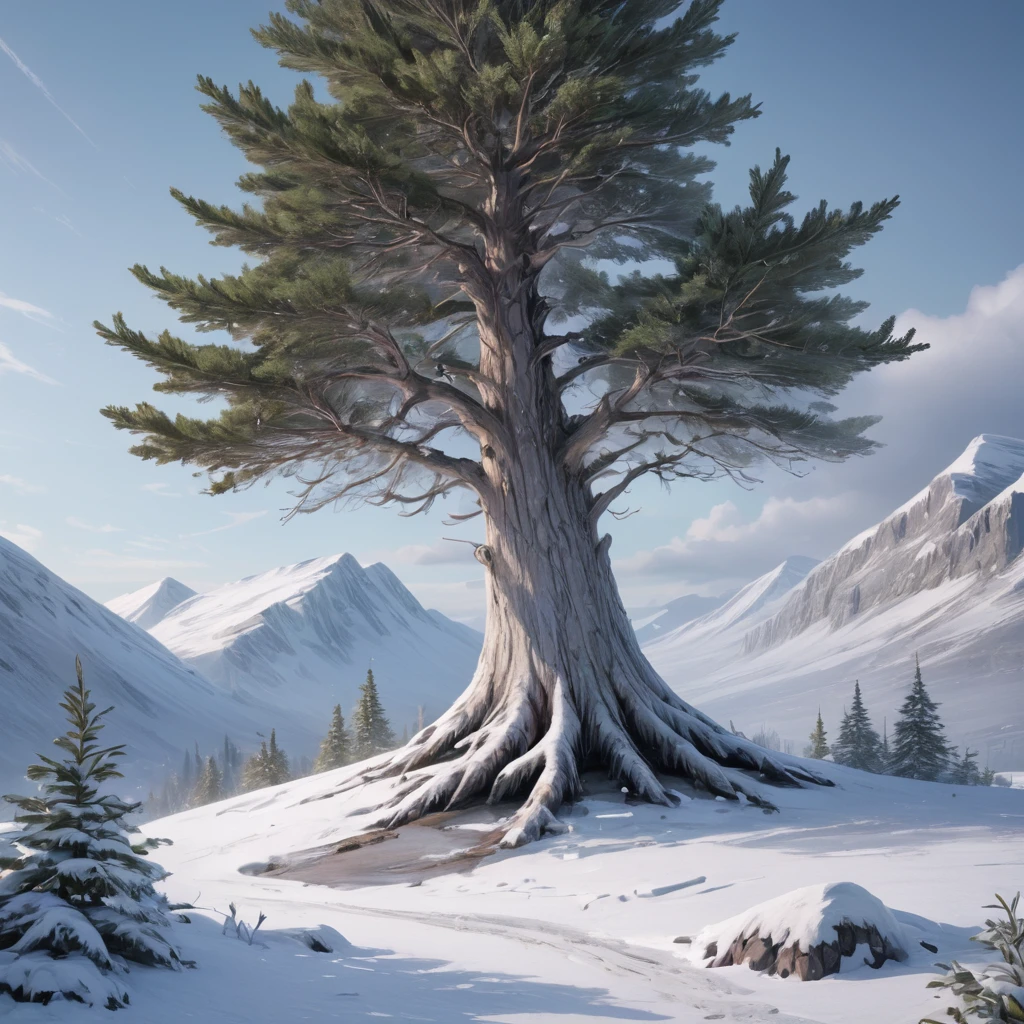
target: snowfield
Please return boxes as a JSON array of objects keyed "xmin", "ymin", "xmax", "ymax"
[{"xmin": 5, "ymin": 760, "xmax": 1019, "ymax": 1022}]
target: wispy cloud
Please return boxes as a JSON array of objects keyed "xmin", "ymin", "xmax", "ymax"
[
  {"xmin": 0, "ymin": 341, "xmax": 58, "ymax": 384},
  {"xmin": 0, "ymin": 474, "xmax": 44, "ymax": 495},
  {"xmin": 141, "ymin": 482, "xmax": 181, "ymax": 498},
  {"xmin": 387, "ymin": 539, "xmax": 478, "ymax": 566},
  {"xmin": 0, "ymin": 138, "xmax": 64, "ymax": 193},
  {"xmin": 76, "ymin": 549, "xmax": 206, "ymax": 572},
  {"xmin": 66, "ymin": 516, "xmax": 122, "ymax": 534},
  {"xmin": 0, "ymin": 292, "xmax": 54, "ymax": 326},
  {"xmin": 0, "ymin": 35, "xmax": 96, "ymax": 147},
  {"xmin": 0, "ymin": 523, "xmax": 42, "ymax": 552},
  {"xmin": 183, "ymin": 511, "xmax": 268, "ymax": 537},
  {"xmin": 125, "ymin": 535, "xmax": 169, "ymax": 552}
]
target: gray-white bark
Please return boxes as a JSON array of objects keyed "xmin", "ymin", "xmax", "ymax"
[{"xmin": 337, "ymin": 171, "xmax": 830, "ymax": 846}]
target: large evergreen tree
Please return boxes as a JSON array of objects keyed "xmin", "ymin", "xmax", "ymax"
[
  {"xmin": 95, "ymin": 0, "xmax": 923, "ymax": 845},
  {"xmin": 0, "ymin": 657, "xmax": 182, "ymax": 1008},
  {"xmin": 352, "ymin": 669, "xmax": 395, "ymax": 760},
  {"xmin": 831, "ymin": 682, "xmax": 882, "ymax": 773},
  {"xmin": 313, "ymin": 704, "xmax": 352, "ymax": 773},
  {"xmin": 805, "ymin": 710, "xmax": 829, "ymax": 760},
  {"xmin": 890, "ymin": 657, "xmax": 953, "ymax": 782}
]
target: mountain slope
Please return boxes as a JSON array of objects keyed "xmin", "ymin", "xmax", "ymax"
[
  {"xmin": 0, "ymin": 537, "xmax": 268, "ymax": 793},
  {"xmin": 646, "ymin": 435, "xmax": 1024, "ymax": 767},
  {"xmin": 105, "ymin": 577, "xmax": 197, "ymax": 629},
  {"xmin": 631, "ymin": 592, "xmax": 731, "ymax": 645},
  {"xmin": 144, "ymin": 553, "xmax": 482, "ymax": 739}
]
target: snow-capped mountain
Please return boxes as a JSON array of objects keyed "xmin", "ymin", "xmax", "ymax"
[
  {"xmin": 124, "ymin": 553, "xmax": 482, "ymax": 743},
  {"xmin": 105, "ymin": 577, "xmax": 197, "ymax": 630},
  {"xmin": 631, "ymin": 592, "xmax": 731, "ymax": 645},
  {"xmin": 0, "ymin": 537, "xmax": 272, "ymax": 794},
  {"xmin": 646, "ymin": 435, "xmax": 1024, "ymax": 768}
]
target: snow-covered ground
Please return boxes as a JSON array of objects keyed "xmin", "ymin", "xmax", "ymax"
[{"xmin": 5, "ymin": 761, "xmax": 1018, "ymax": 1022}]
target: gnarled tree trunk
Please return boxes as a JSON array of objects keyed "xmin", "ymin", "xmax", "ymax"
[{"xmin": 345, "ymin": 173, "xmax": 830, "ymax": 846}]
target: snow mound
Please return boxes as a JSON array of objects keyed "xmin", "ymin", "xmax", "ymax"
[{"xmin": 691, "ymin": 881, "xmax": 908, "ymax": 981}]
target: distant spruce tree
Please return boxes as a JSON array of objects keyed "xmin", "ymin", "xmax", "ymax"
[
  {"xmin": 267, "ymin": 729, "xmax": 290, "ymax": 785},
  {"xmin": 180, "ymin": 748, "xmax": 194, "ymax": 792},
  {"xmin": 805, "ymin": 710, "xmax": 830, "ymax": 759},
  {"xmin": 352, "ymin": 669, "xmax": 395, "ymax": 761},
  {"xmin": 241, "ymin": 742, "xmax": 272, "ymax": 792},
  {"xmin": 221, "ymin": 735, "xmax": 242, "ymax": 795},
  {"xmin": 831, "ymin": 682, "xmax": 882, "ymax": 773},
  {"xmin": 889, "ymin": 656, "xmax": 953, "ymax": 781},
  {"xmin": 241, "ymin": 730, "xmax": 290, "ymax": 792},
  {"xmin": 949, "ymin": 747, "xmax": 981, "ymax": 786},
  {"xmin": 0, "ymin": 657, "xmax": 182, "ymax": 1008},
  {"xmin": 191, "ymin": 755, "xmax": 222, "ymax": 806},
  {"xmin": 313, "ymin": 705, "xmax": 351, "ymax": 773}
]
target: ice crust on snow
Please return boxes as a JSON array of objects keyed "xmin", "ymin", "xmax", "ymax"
[{"xmin": 690, "ymin": 882, "xmax": 909, "ymax": 964}]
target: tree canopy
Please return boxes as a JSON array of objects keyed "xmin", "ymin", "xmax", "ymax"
[{"xmin": 96, "ymin": 0, "xmax": 924, "ymax": 522}]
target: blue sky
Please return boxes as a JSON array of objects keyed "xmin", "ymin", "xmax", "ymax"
[{"xmin": 1, "ymin": 0, "xmax": 1022, "ymax": 623}]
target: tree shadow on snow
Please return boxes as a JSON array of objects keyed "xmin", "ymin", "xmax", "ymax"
[{"xmin": 123, "ymin": 911, "xmax": 673, "ymax": 1023}]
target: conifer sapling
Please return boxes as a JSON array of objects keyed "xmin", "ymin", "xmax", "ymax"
[{"xmin": 0, "ymin": 657, "xmax": 183, "ymax": 1009}]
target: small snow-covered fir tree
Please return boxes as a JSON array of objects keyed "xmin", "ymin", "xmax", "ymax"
[
  {"xmin": 313, "ymin": 705, "xmax": 351, "ymax": 773},
  {"xmin": 191, "ymin": 756, "xmax": 222, "ymax": 807},
  {"xmin": 890, "ymin": 656, "xmax": 953, "ymax": 781},
  {"xmin": 351, "ymin": 669, "xmax": 395, "ymax": 761},
  {"xmin": 0, "ymin": 656, "xmax": 182, "ymax": 1009},
  {"xmin": 831, "ymin": 682, "xmax": 882, "ymax": 772},
  {"xmin": 805, "ymin": 710, "xmax": 830, "ymax": 759}
]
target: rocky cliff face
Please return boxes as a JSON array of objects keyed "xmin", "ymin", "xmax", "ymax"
[
  {"xmin": 645, "ymin": 436, "xmax": 1024, "ymax": 769},
  {"xmin": 745, "ymin": 435, "xmax": 1024, "ymax": 651}
]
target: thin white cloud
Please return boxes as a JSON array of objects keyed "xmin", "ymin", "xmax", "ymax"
[
  {"xmin": 0, "ymin": 474, "xmax": 43, "ymax": 495},
  {"xmin": 76, "ymin": 549, "xmax": 206, "ymax": 572},
  {"xmin": 141, "ymin": 482, "xmax": 181, "ymax": 498},
  {"xmin": 0, "ymin": 522, "xmax": 42, "ymax": 552},
  {"xmin": 0, "ymin": 291, "xmax": 54, "ymax": 326},
  {"xmin": 66, "ymin": 517, "xmax": 122, "ymax": 534},
  {"xmin": 0, "ymin": 35, "xmax": 96, "ymax": 147},
  {"xmin": 183, "ymin": 511, "xmax": 268, "ymax": 537},
  {"xmin": 0, "ymin": 341, "xmax": 58, "ymax": 384},
  {"xmin": 0, "ymin": 138, "xmax": 64, "ymax": 193},
  {"xmin": 125, "ymin": 536, "xmax": 169, "ymax": 551},
  {"xmin": 387, "ymin": 539, "xmax": 479, "ymax": 565}
]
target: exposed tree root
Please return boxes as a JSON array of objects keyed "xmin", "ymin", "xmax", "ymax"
[{"xmin": 331, "ymin": 652, "xmax": 832, "ymax": 849}]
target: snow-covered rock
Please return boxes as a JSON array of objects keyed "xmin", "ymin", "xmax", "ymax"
[
  {"xmin": 105, "ymin": 577, "xmax": 197, "ymax": 630},
  {"xmin": 691, "ymin": 881, "xmax": 909, "ymax": 980},
  {"xmin": 646, "ymin": 435, "xmax": 1024, "ymax": 767}
]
